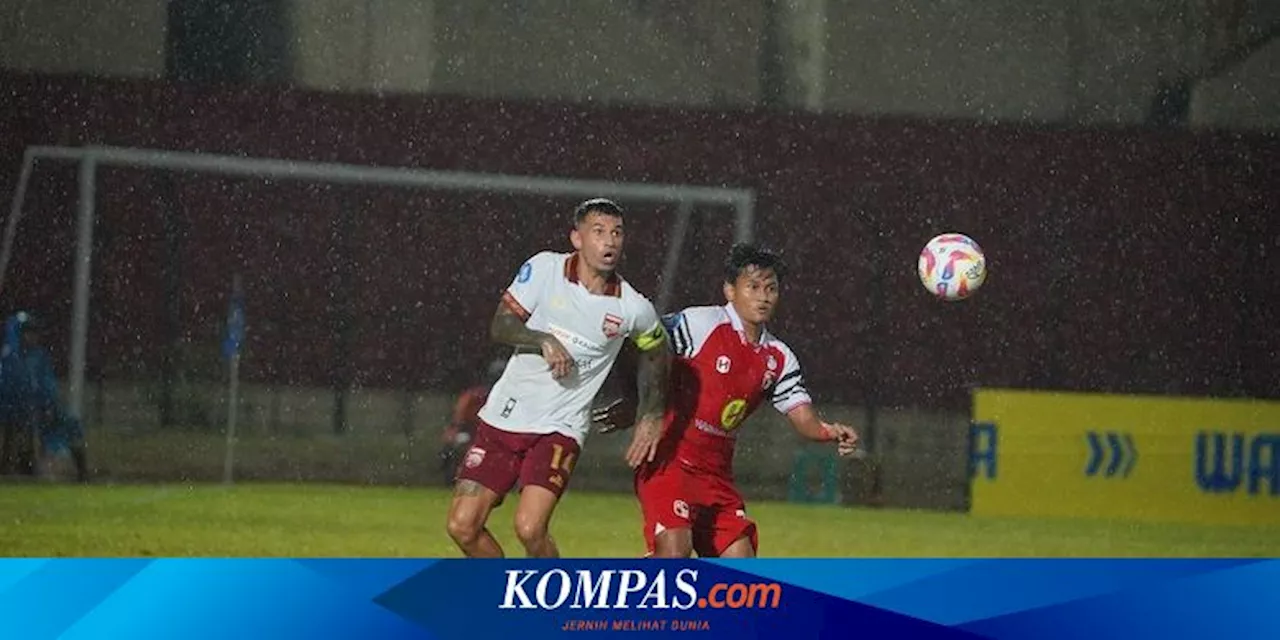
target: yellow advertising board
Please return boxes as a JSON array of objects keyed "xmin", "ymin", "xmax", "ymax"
[{"xmin": 970, "ymin": 388, "xmax": 1280, "ymax": 525}]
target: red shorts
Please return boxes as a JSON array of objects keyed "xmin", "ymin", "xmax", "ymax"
[
  {"xmin": 455, "ymin": 420, "xmax": 580, "ymax": 501},
  {"xmin": 634, "ymin": 462, "xmax": 758, "ymax": 557}
]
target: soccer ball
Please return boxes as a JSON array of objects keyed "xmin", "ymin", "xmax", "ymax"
[{"xmin": 917, "ymin": 233, "xmax": 987, "ymax": 301}]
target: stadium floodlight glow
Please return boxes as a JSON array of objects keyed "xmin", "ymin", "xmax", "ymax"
[{"xmin": 2, "ymin": 145, "xmax": 756, "ymax": 421}]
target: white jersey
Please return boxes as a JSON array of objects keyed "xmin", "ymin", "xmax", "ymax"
[{"xmin": 478, "ymin": 251, "xmax": 664, "ymax": 445}]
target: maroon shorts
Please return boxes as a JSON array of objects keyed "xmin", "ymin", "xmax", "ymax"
[
  {"xmin": 634, "ymin": 462, "xmax": 758, "ymax": 557},
  {"xmin": 455, "ymin": 420, "xmax": 581, "ymax": 500}
]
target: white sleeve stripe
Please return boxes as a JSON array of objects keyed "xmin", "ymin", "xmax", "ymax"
[
  {"xmin": 771, "ymin": 372, "xmax": 803, "ymax": 396},
  {"xmin": 666, "ymin": 314, "xmax": 694, "ymax": 357},
  {"xmin": 775, "ymin": 396, "xmax": 811, "ymax": 414},
  {"xmin": 773, "ymin": 384, "xmax": 803, "ymax": 399},
  {"xmin": 773, "ymin": 370, "xmax": 808, "ymax": 396},
  {"xmin": 774, "ymin": 382, "xmax": 805, "ymax": 398}
]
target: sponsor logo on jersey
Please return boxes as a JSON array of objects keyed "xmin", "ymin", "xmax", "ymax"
[
  {"xmin": 549, "ymin": 323, "xmax": 605, "ymax": 352},
  {"xmin": 720, "ymin": 399, "xmax": 748, "ymax": 430},
  {"xmin": 694, "ymin": 420, "xmax": 734, "ymax": 437}
]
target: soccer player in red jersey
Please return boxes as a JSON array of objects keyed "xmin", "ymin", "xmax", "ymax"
[
  {"xmin": 438, "ymin": 358, "xmax": 506, "ymax": 486},
  {"xmin": 613, "ymin": 243, "xmax": 859, "ymax": 558}
]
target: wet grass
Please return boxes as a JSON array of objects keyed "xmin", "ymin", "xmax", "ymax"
[{"xmin": 2, "ymin": 483, "xmax": 1276, "ymax": 558}]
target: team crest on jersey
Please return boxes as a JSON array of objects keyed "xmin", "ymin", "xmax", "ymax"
[
  {"xmin": 715, "ymin": 355, "xmax": 731, "ymax": 374},
  {"xmin": 673, "ymin": 500, "xmax": 690, "ymax": 519},
  {"xmin": 464, "ymin": 447, "xmax": 486, "ymax": 469},
  {"xmin": 602, "ymin": 313, "xmax": 624, "ymax": 339}
]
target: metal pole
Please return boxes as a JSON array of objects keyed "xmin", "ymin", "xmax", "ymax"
[
  {"xmin": 223, "ymin": 273, "xmax": 244, "ymax": 484},
  {"xmin": 0, "ymin": 149, "xmax": 36, "ymax": 296},
  {"xmin": 28, "ymin": 145, "xmax": 749, "ymax": 207},
  {"xmin": 223, "ymin": 350, "xmax": 241, "ymax": 485},
  {"xmin": 735, "ymin": 195, "xmax": 755, "ymax": 245},
  {"xmin": 68, "ymin": 158, "xmax": 97, "ymax": 420},
  {"xmin": 656, "ymin": 201, "xmax": 694, "ymax": 312}
]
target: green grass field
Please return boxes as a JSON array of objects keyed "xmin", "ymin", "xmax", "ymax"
[{"xmin": 2, "ymin": 483, "xmax": 1278, "ymax": 557}]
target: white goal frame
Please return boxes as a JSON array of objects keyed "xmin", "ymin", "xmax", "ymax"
[{"xmin": 2, "ymin": 145, "xmax": 756, "ymax": 422}]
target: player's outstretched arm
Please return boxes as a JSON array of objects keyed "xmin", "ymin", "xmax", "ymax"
[
  {"xmin": 489, "ymin": 303, "xmax": 574, "ymax": 379},
  {"xmin": 786, "ymin": 404, "xmax": 860, "ymax": 457}
]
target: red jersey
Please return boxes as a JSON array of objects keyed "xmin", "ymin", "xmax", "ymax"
[
  {"xmin": 451, "ymin": 385, "xmax": 490, "ymax": 435},
  {"xmin": 656, "ymin": 304, "xmax": 812, "ymax": 476}
]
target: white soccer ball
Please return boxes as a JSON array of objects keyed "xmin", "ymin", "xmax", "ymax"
[{"xmin": 917, "ymin": 233, "xmax": 987, "ymax": 301}]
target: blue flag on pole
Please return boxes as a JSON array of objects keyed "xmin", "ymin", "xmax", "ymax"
[{"xmin": 222, "ymin": 277, "xmax": 245, "ymax": 361}]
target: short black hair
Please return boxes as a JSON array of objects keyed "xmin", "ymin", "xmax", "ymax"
[
  {"xmin": 724, "ymin": 243, "xmax": 786, "ymax": 284},
  {"xmin": 573, "ymin": 198, "xmax": 625, "ymax": 226}
]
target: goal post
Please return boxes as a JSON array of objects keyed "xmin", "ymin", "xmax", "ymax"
[{"xmin": 2, "ymin": 144, "xmax": 757, "ymax": 429}]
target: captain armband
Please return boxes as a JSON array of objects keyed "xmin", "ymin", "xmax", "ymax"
[{"xmin": 633, "ymin": 323, "xmax": 667, "ymax": 352}]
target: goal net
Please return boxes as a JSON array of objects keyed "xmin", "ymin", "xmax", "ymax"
[{"xmin": 1, "ymin": 145, "xmax": 754, "ymax": 489}]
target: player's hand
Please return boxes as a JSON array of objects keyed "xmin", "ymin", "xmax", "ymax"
[
  {"xmin": 625, "ymin": 415, "xmax": 664, "ymax": 469},
  {"xmin": 539, "ymin": 335, "xmax": 575, "ymax": 379},
  {"xmin": 592, "ymin": 397, "xmax": 636, "ymax": 434},
  {"xmin": 823, "ymin": 422, "xmax": 860, "ymax": 457}
]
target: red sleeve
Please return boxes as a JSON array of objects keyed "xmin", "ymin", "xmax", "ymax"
[
  {"xmin": 451, "ymin": 388, "xmax": 478, "ymax": 423},
  {"xmin": 452, "ymin": 387, "xmax": 491, "ymax": 429},
  {"xmin": 501, "ymin": 290, "xmax": 531, "ymax": 321}
]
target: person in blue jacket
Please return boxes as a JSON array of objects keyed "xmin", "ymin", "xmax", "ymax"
[{"xmin": 0, "ymin": 312, "xmax": 89, "ymax": 482}]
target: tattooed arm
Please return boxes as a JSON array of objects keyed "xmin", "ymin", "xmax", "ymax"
[
  {"xmin": 634, "ymin": 340, "xmax": 670, "ymax": 424},
  {"xmin": 489, "ymin": 302, "xmax": 574, "ymax": 379},
  {"xmin": 625, "ymin": 320, "xmax": 671, "ymax": 468}
]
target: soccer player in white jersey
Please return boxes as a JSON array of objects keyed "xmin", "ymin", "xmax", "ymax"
[{"xmin": 445, "ymin": 198, "xmax": 671, "ymax": 558}]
